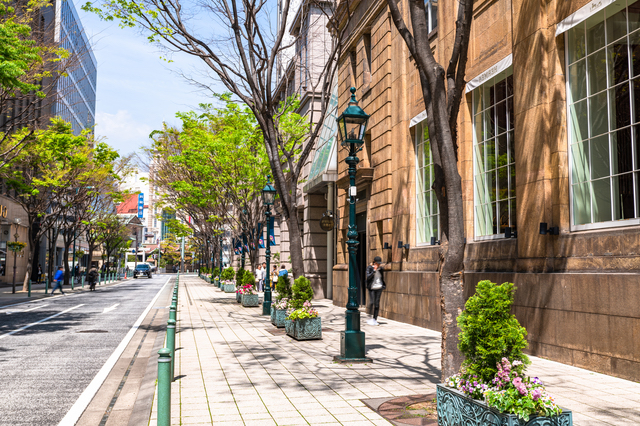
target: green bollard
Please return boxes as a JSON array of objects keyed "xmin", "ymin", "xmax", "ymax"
[
  {"xmin": 157, "ymin": 348, "xmax": 172, "ymax": 426},
  {"xmin": 71, "ymin": 276, "xmax": 74, "ymax": 291},
  {"xmin": 166, "ymin": 319, "xmax": 176, "ymax": 381},
  {"xmin": 28, "ymin": 280, "xmax": 31, "ymax": 298},
  {"xmin": 45, "ymin": 278, "xmax": 49, "ymax": 295},
  {"xmin": 169, "ymin": 304, "xmax": 176, "ymax": 322},
  {"xmin": 98, "ymin": 273, "xmax": 102, "ymax": 286},
  {"xmin": 81, "ymin": 275, "xmax": 85, "ymax": 288}
]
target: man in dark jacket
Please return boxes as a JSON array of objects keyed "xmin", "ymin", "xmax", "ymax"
[{"xmin": 365, "ymin": 256, "xmax": 385, "ymax": 326}]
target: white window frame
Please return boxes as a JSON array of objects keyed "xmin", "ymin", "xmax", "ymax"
[
  {"xmin": 563, "ymin": 0, "xmax": 640, "ymax": 231},
  {"xmin": 414, "ymin": 118, "xmax": 440, "ymax": 246},
  {"xmin": 470, "ymin": 63, "xmax": 516, "ymax": 241}
]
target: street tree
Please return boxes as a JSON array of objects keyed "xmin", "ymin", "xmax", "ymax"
[
  {"xmin": 0, "ymin": 0, "xmax": 76, "ymax": 165},
  {"xmin": 385, "ymin": 0, "xmax": 474, "ymax": 378},
  {"xmin": 83, "ymin": 0, "xmax": 356, "ymax": 279},
  {"xmin": 0, "ymin": 118, "xmax": 97, "ymax": 289},
  {"xmin": 58, "ymin": 142, "xmax": 122, "ymax": 284},
  {"xmin": 149, "ymin": 98, "xmax": 270, "ymax": 269}
]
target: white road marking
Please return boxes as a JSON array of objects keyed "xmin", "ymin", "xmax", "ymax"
[
  {"xmin": 58, "ymin": 277, "xmax": 171, "ymax": 426},
  {"xmin": 102, "ymin": 303, "xmax": 120, "ymax": 314},
  {"xmin": 0, "ymin": 304, "xmax": 84, "ymax": 340},
  {"xmin": 4, "ymin": 304, "xmax": 49, "ymax": 315}
]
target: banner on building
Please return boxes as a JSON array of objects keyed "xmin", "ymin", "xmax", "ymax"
[
  {"xmin": 137, "ymin": 193, "xmax": 144, "ymax": 218},
  {"xmin": 269, "ymin": 217, "xmax": 275, "ymax": 246}
]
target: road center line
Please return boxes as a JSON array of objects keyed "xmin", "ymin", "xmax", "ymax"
[
  {"xmin": 58, "ymin": 276, "xmax": 171, "ymax": 426},
  {"xmin": 0, "ymin": 304, "xmax": 85, "ymax": 340}
]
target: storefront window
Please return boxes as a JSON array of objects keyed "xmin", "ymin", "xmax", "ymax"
[
  {"xmin": 566, "ymin": 0, "xmax": 640, "ymax": 227},
  {"xmin": 415, "ymin": 120, "xmax": 439, "ymax": 244},
  {"xmin": 472, "ymin": 68, "xmax": 516, "ymax": 238}
]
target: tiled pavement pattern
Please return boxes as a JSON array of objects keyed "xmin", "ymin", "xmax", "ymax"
[{"xmin": 150, "ymin": 276, "xmax": 640, "ymax": 425}]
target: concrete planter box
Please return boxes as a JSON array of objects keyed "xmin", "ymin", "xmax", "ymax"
[
  {"xmin": 436, "ymin": 384, "xmax": 572, "ymax": 426},
  {"xmin": 236, "ymin": 291, "xmax": 242, "ymax": 302},
  {"xmin": 223, "ymin": 284, "xmax": 236, "ymax": 293},
  {"xmin": 285, "ymin": 317, "xmax": 322, "ymax": 341},
  {"xmin": 242, "ymin": 293, "xmax": 260, "ymax": 307}
]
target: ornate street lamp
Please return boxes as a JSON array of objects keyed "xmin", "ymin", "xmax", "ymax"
[
  {"xmin": 261, "ymin": 176, "xmax": 277, "ymax": 315},
  {"xmin": 219, "ymin": 235, "xmax": 224, "ymax": 287},
  {"xmin": 335, "ymin": 87, "xmax": 371, "ymax": 362},
  {"xmin": 241, "ymin": 208, "xmax": 247, "ymax": 271}
]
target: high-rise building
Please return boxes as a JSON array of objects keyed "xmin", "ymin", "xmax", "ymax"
[{"xmin": 53, "ymin": 0, "xmax": 97, "ymax": 135}]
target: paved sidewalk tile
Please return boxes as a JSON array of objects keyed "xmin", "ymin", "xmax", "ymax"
[{"xmin": 148, "ymin": 277, "xmax": 640, "ymax": 426}]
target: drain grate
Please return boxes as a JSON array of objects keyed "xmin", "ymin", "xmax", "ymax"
[{"xmin": 77, "ymin": 329, "xmax": 109, "ymax": 333}]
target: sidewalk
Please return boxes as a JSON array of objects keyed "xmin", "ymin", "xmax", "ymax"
[
  {"xmin": 0, "ymin": 276, "xmax": 127, "ymax": 307},
  {"xmin": 149, "ymin": 276, "xmax": 640, "ymax": 426}
]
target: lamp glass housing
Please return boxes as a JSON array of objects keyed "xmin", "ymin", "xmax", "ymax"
[
  {"xmin": 261, "ymin": 182, "xmax": 276, "ymax": 206},
  {"xmin": 336, "ymin": 88, "xmax": 369, "ymax": 149}
]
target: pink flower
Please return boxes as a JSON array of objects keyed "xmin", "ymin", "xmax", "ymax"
[{"xmin": 531, "ymin": 388, "xmax": 542, "ymax": 401}]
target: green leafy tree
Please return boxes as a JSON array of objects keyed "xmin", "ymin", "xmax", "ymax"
[
  {"xmin": 0, "ymin": 0, "xmax": 72, "ymax": 165},
  {"xmin": 81, "ymin": 0, "xmax": 355, "ymax": 280},
  {"xmin": 457, "ymin": 280, "xmax": 529, "ymax": 383},
  {"xmin": 0, "ymin": 118, "xmax": 98, "ymax": 288}
]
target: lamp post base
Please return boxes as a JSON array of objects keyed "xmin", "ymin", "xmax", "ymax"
[
  {"xmin": 333, "ymin": 355, "xmax": 373, "ymax": 364},
  {"xmin": 262, "ymin": 300, "xmax": 271, "ymax": 316},
  {"xmin": 338, "ymin": 329, "xmax": 370, "ymax": 361}
]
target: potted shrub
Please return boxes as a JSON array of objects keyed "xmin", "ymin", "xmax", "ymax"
[
  {"xmin": 235, "ymin": 269, "xmax": 247, "ymax": 302},
  {"xmin": 221, "ymin": 267, "xmax": 236, "ymax": 293},
  {"xmin": 271, "ymin": 275, "xmax": 292, "ymax": 327},
  {"xmin": 240, "ymin": 283, "xmax": 259, "ymax": 307},
  {"xmin": 437, "ymin": 280, "xmax": 572, "ymax": 425},
  {"xmin": 285, "ymin": 276, "xmax": 321, "ymax": 340},
  {"xmin": 211, "ymin": 267, "xmax": 220, "ymax": 285}
]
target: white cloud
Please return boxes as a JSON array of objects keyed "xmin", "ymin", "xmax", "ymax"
[{"xmin": 95, "ymin": 110, "xmax": 153, "ymax": 154}]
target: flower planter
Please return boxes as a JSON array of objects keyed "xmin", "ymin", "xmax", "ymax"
[
  {"xmin": 285, "ymin": 317, "xmax": 322, "ymax": 340},
  {"xmin": 236, "ymin": 292, "xmax": 242, "ymax": 303},
  {"xmin": 270, "ymin": 305, "xmax": 276, "ymax": 323},
  {"xmin": 274, "ymin": 309, "xmax": 287, "ymax": 328},
  {"xmin": 223, "ymin": 284, "xmax": 235, "ymax": 293},
  {"xmin": 436, "ymin": 384, "xmax": 572, "ymax": 426},
  {"xmin": 242, "ymin": 293, "xmax": 259, "ymax": 307}
]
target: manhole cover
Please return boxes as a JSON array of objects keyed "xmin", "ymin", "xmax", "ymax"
[
  {"xmin": 377, "ymin": 394, "xmax": 438, "ymax": 425},
  {"xmin": 77, "ymin": 330, "xmax": 109, "ymax": 333}
]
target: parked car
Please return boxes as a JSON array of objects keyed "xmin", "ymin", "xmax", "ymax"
[{"xmin": 133, "ymin": 263, "xmax": 152, "ymax": 279}]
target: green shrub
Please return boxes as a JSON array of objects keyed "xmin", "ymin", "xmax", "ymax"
[
  {"xmin": 212, "ymin": 267, "xmax": 220, "ymax": 277},
  {"xmin": 457, "ymin": 280, "xmax": 529, "ymax": 384},
  {"xmin": 221, "ymin": 267, "xmax": 235, "ymax": 281},
  {"xmin": 289, "ymin": 276, "xmax": 314, "ymax": 309},
  {"xmin": 242, "ymin": 271, "xmax": 256, "ymax": 286},
  {"xmin": 275, "ymin": 275, "xmax": 291, "ymax": 301},
  {"xmin": 235, "ymin": 268, "xmax": 246, "ymax": 284}
]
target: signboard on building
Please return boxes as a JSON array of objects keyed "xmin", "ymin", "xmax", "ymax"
[{"xmin": 137, "ymin": 193, "xmax": 144, "ymax": 218}]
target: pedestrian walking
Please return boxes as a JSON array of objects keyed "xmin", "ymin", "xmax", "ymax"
[
  {"xmin": 87, "ymin": 267, "xmax": 98, "ymax": 291},
  {"xmin": 37, "ymin": 264, "xmax": 42, "ymax": 284},
  {"xmin": 271, "ymin": 265, "xmax": 278, "ymax": 290},
  {"xmin": 255, "ymin": 264, "xmax": 263, "ymax": 292},
  {"xmin": 261, "ymin": 262, "xmax": 267, "ymax": 289},
  {"xmin": 278, "ymin": 264, "xmax": 288, "ymax": 279},
  {"xmin": 50, "ymin": 266, "xmax": 66, "ymax": 295},
  {"xmin": 365, "ymin": 256, "xmax": 386, "ymax": 326}
]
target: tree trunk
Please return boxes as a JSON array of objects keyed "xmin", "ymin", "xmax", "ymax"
[
  {"xmin": 286, "ymin": 212, "xmax": 303, "ymax": 279},
  {"xmin": 63, "ymin": 238, "xmax": 72, "ymax": 286}
]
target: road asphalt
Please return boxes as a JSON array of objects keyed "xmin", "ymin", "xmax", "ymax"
[{"xmin": 0, "ymin": 274, "xmax": 170, "ymax": 426}]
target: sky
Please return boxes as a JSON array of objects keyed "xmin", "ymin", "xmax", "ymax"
[{"xmin": 75, "ymin": 1, "xmax": 219, "ymax": 157}]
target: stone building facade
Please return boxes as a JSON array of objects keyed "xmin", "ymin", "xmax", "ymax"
[{"xmin": 333, "ymin": 0, "xmax": 640, "ymax": 381}]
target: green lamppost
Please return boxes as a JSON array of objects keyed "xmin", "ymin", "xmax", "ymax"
[
  {"xmin": 219, "ymin": 235, "xmax": 224, "ymax": 285},
  {"xmin": 335, "ymin": 87, "xmax": 371, "ymax": 362},
  {"xmin": 261, "ymin": 176, "xmax": 277, "ymax": 315},
  {"xmin": 241, "ymin": 209, "xmax": 247, "ymax": 271}
]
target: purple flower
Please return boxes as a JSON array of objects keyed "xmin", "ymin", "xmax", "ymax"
[{"xmin": 531, "ymin": 388, "xmax": 542, "ymax": 401}]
